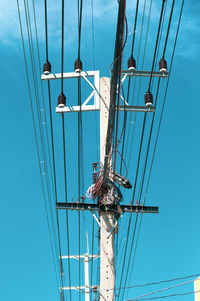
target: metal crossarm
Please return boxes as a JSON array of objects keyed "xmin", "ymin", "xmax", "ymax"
[
  {"xmin": 56, "ymin": 202, "xmax": 159, "ymax": 213},
  {"xmin": 120, "ymin": 69, "xmax": 169, "ymax": 78}
]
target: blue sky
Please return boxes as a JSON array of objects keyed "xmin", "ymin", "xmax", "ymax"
[{"xmin": 0, "ymin": 0, "xmax": 200, "ymax": 301}]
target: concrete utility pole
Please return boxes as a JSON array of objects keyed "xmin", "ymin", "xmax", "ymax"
[
  {"xmin": 99, "ymin": 77, "xmax": 115, "ymax": 301},
  {"xmin": 194, "ymin": 277, "xmax": 200, "ymax": 301}
]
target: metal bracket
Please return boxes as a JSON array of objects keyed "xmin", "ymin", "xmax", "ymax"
[
  {"xmin": 120, "ymin": 69, "xmax": 169, "ymax": 79},
  {"xmin": 41, "ymin": 70, "xmax": 100, "ymax": 113},
  {"xmin": 92, "ymin": 212, "xmax": 123, "ymax": 239}
]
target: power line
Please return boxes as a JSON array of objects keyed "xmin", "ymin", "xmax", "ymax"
[
  {"xmin": 126, "ymin": 278, "xmax": 195, "ymax": 301},
  {"xmin": 100, "ymin": 272, "xmax": 200, "ymax": 291},
  {"xmin": 131, "ymin": 0, "xmax": 140, "ymax": 55},
  {"xmin": 148, "ymin": 0, "xmax": 166, "ymax": 92},
  {"xmin": 126, "ymin": 290, "xmax": 200, "ymax": 301},
  {"xmin": 16, "ymin": 0, "xmax": 61, "ymax": 296},
  {"xmin": 144, "ymin": 0, "xmax": 185, "ymax": 203}
]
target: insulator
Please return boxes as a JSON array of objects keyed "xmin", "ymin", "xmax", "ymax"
[
  {"xmin": 145, "ymin": 91, "xmax": 153, "ymax": 106},
  {"xmin": 159, "ymin": 58, "xmax": 167, "ymax": 72},
  {"xmin": 93, "ymin": 287, "xmax": 98, "ymax": 293},
  {"xmin": 58, "ymin": 93, "xmax": 66, "ymax": 108},
  {"xmin": 74, "ymin": 58, "xmax": 82, "ymax": 72},
  {"xmin": 43, "ymin": 60, "xmax": 51, "ymax": 75},
  {"xmin": 93, "ymin": 162, "xmax": 98, "ymax": 169},
  {"xmin": 128, "ymin": 55, "xmax": 136, "ymax": 70}
]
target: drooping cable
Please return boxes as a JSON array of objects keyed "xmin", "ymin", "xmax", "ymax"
[{"xmin": 103, "ymin": 0, "xmax": 126, "ymax": 180}]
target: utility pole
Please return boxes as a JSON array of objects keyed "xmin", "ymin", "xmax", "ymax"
[
  {"xmin": 42, "ymin": 67, "xmax": 163, "ymax": 300},
  {"xmin": 99, "ymin": 77, "xmax": 115, "ymax": 301},
  {"xmin": 194, "ymin": 277, "xmax": 200, "ymax": 301}
]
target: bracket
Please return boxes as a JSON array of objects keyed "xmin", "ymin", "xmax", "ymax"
[
  {"xmin": 92, "ymin": 212, "xmax": 123, "ymax": 239},
  {"xmin": 41, "ymin": 70, "xmax": 100, "ymax": 113}
]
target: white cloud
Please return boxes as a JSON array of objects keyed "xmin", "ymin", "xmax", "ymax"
[{"xmin": 0, "ymin": 0, "xmax": 198, "ymax": 60}]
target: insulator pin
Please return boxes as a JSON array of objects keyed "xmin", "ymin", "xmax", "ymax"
[
  {"xmin": 145, "ymin": 91, "xmax": 153, "ymax": 106},
  {"xmin": 159, "ymin": 58, "xmax": 167, "ymax": 72},
  {"xmin": 74, "ymin": 58, "xmax": 83, "ymax": 72},
  {"xmin": 58, "ymin": 93, "xmax": 66, "ymax": 108},
  {"xmin": 128, "ymin": 55, "xmax": 136, "ymax": 70},
  {"xmin": 43, "ymin": 60, "xmax": 51, "ymax": 75}
]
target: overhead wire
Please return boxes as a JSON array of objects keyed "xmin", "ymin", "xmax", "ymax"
[
  {"xmin": 148, "ymin": 0, "xmax": 166, "ymax": 92},
  {"xmin": 77, "ymin": 1, "xmax": 84, "ymax": 300},
  {"xmin": 16, "ymin": 0, "xmax": 60, "ymax": 297},
  {"xmin": 31, "ymin": 0, "xmax": 54, "ymax": 193},
  {"xmin": 126, "ymin": 290, "xmax": 200, "ymax": 301},
  {"xmin": 126, "ymin": 278, "xmax": 196, "ymax": 301},
  {"xmin": 119, "ymin": 0, "xmax": 141, "ymax": 176},
  {"xmin": 144, "ymin": 0, "xmax": 185, "ymax": 204},
  {"xmin": 124, "ymin": 0, "xmax": 152, "ymax": 171},
  {"xmin": 123, "ymin": 2, "xmax": 183, "ymax": 298},
  {"xmin": 58, "ymin": 0, "xmax": 72, "ymax": 300},
  {"xmin": 100, "ymin": 272, "xmax": 200, "ymax": 291},
  {"xmin": 23, "ymin": 0, "xmax": 60, "ymax": 274},
  {"xmin": 137, "ymin": 0, "xmax": 175, "ymax": 206},
  {"xmin": 43, "ymin": 0, "xmax": 68, "ymax": 298},
  {"xmin": 116, "ymin": 0, "xmax": 149, "ymax": 271},
  {"xmin": 118, "ymin": 2, "xmax": 167, "ymax": 297}
]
